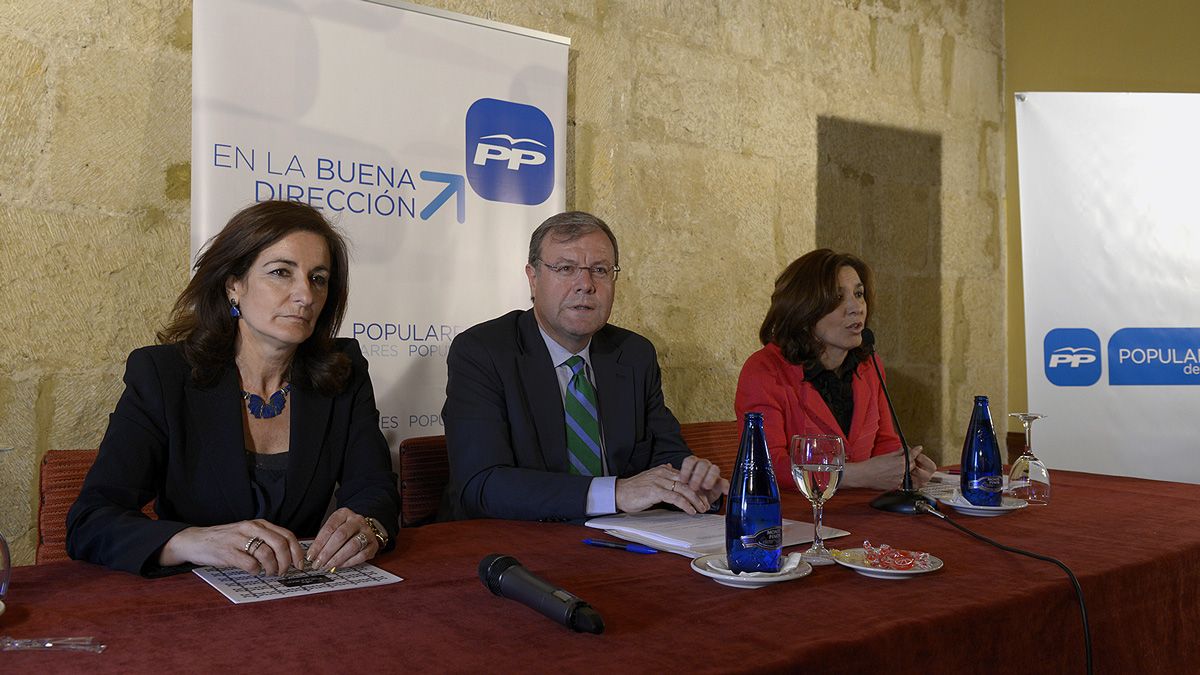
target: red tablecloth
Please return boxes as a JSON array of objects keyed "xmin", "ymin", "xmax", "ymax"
[{"xmin": 4, "ymin": 470, "xmax": 1199, "ymax": 674}]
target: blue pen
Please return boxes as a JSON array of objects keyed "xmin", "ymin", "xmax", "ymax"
[{"xmin": 583, "ymin": 538, "xmax": 658, "ymax": 555}]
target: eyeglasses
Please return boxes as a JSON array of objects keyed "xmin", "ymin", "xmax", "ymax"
[{"xmin": 536, "ymin": 260, "xmax": 621, "ymax": 282}]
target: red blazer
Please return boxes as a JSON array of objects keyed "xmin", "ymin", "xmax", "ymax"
[{"xmin": 734, "ymin": 343, "xmax": 901, "ymax": 491}]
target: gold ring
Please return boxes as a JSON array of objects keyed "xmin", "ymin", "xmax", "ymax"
[
  {"xmin": 671, "ymin": 480, "xmax": 677, "ymax": 492},
  {"xmin": 355, "ymin": 532, "xmax": 370, "ymax": 552},
  {"xmin": 243, "ymin": 536, "xmax": 262, "ymax": 554}
]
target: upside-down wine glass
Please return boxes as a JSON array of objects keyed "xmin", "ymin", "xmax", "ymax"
[
  {"xmin": 1007, "ymin": 412, "xmax": 1050, "ymax": 505},
  {"xmin": 790, "ymin": 434, "xmax": 846, "ymax": 565}
]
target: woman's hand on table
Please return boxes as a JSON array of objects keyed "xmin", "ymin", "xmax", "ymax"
[
  {"xmin": 841, "ymin": 446, "xmax": 936, "ymax": 490},
  {"xmin": 907, "ymin": 447, "xmax": 937, "ymax": 487},
  {"xmin": 159, "ymin": 520, "xmax": 305, "ymax": 576},
  {"xmin": 306, "ymin": 508, "xmax": 380, "ymax": 572}
]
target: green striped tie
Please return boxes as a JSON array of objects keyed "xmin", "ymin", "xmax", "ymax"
[{"xmin": 564, "ymin": 355, "xmax": 603, "ymax": 476}]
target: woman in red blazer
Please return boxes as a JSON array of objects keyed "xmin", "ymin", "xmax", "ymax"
[{"xmin": 735, "ymin": 249, "xmax": 936, "ymax": 491}]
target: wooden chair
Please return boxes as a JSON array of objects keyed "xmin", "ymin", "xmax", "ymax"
[
  {"xmin": 679, "ymin": 420, "xmax": 740, "ymax": 478},
  {"xmin": 38, "ymin": 449, "xmax": 156, "ymax": 564},
  {"xmin": 398, "ymin": 434, "xmax": 449, "ymax": 528},
  {"xmin": 37, "ymin": 449, "xmax": 99, "ymax": 564}
]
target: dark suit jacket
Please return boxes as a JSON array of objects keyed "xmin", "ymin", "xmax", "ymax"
[
  {"xmin": 66, "ymin": 338, "xmax": 400, "ymax": 576},
  {"xmin": 440, "ymin": 309, "xmax": 692, "ymax": 521}
]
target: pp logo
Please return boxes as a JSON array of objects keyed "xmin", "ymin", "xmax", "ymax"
[
  {"xmin": 465, "ymin": 98, "xmax": 554, "ymax": 206},
  {"xmin": 1043, "ymin": 328, "xmax": 1102, "ymax": 386}
]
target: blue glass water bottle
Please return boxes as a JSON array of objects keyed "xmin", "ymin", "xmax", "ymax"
[
  {"xmin": 960, "ymin": 395, "xmax": 1003, "ymax": 506},
  {"xmin": 726, "ymin": 412, "xmax": 782, "ymax": 573}
]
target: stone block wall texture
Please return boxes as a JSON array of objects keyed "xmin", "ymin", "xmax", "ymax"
[{"xmin": 0, "ymin": 0, "xmax": 1004, "ymax": 565}]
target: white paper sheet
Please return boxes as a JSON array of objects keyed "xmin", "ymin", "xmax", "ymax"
[{"xmin": 193, "ymin": 563, "xmax": 402, "ymax": 604}]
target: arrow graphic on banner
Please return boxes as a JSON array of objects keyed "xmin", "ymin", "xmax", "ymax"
[{"xmin": 419, "ymin": 171, "xmax": 465, "ymax": 223}]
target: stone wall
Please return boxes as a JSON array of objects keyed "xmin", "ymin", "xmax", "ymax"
[
  {"xmin": 0, "ymin": 2, "xmax": 194, "ymax": 565},
  {"xmin": 0, "ymin": 0, "xmax": 1004, "ymax": 565}
]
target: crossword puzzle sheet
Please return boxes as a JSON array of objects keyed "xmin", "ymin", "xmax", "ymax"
[{"xmin": 194, "ymin": 563, "xmax": 403, "ymax": 604}]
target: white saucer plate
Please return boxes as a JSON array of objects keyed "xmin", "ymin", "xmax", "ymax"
[
  {"xmin": 690, "ymin": 554, "xmax": 813, "ymax": 589},
  {"xmin": 832, "ymin": 548, "xmax": 943, "ymax": 580},
  {"xmin": 938, "ymin": 493, "xmax": 1028, "ymax": 517}
]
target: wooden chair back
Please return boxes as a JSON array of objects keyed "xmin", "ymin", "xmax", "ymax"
[
  {"xmin": 398, "ymin": 435, "xmax": 449, "ymax": 527},
  {"xmin": 38, "ymin": 449, "xmax": 99, "ymax": 564},
  {"xmin": 38, "ymin": 449, "xmax": 157, "ymax": 564},
  {"xmin": 679, "ymin": 420, "xmax": 741, "ymax": 479}
]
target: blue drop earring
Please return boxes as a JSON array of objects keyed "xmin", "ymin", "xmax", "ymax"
[{"xmin": 230, "ymin": 299, "xmax": 240, "ymax": 319}]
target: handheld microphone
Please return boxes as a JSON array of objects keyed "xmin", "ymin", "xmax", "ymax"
[
  {"xmin": 478, "ymin": 554, "xmax": 605, "ymax": 634},
  {"xmin": 862, "ymin": 328, "xmax": 934, "ymax": 514}
]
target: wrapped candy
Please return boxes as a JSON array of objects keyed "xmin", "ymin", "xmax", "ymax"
[{"xmin": 861, "ymin": 540, "xmax": 933, "ymax": 571}]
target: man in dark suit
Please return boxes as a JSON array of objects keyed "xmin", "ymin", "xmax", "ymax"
[{"xmin": 442, "ymin": 211, "xmax": 728, "ymax": 521}]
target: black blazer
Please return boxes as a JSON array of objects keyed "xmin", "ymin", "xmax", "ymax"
[
  {"xmin": 66, "ymin": 338, "xmax": 400, "ymax": 575},
  {"xmin": 440, "ymin": 309, "xmax": 692, "ymax": 521}
]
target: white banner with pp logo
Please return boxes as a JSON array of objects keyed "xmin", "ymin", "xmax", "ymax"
[
  {"xmin": 193, "ymin": 1, "xmax": 568, "ymax": 459},
  {"xmin": 1016, "ymin": 92, "xmax": 1200, "ymax": 484}
]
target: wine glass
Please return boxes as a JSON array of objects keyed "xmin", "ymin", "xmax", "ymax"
[
  {"xmin": 789, "ymin": 434, "xmax": 846, "ymax": 565},
  {"xmin": 1007, "ymin": 412, "xmax": 1050, "ymax": 505}
]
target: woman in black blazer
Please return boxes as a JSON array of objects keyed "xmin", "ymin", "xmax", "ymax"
[{"xmin": 67, "ymin": 200, "xmax": 399, "ymax": 577}]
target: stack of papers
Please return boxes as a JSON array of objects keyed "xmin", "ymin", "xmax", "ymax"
[{"xmin": 584, "ymin": 509, "xmax": 850, "ymax": 558}]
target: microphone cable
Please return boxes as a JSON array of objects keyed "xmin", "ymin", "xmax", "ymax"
[{"xmin": 916, "ymin": 501, "xmax": 1092, "ymax": 674}]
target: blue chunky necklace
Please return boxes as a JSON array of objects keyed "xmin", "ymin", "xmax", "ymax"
[{"xmin": 241, "ymin": 383, "xmax": 292, "ymax": 419}]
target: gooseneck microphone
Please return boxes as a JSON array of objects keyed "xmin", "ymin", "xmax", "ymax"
[
  {"xmin": 478, "ymin": 554, "xmax": 605, "ymax": 634},
  {"xmin": 861, "ymin": 328, "xmax": 934, "ymax": 514}
]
